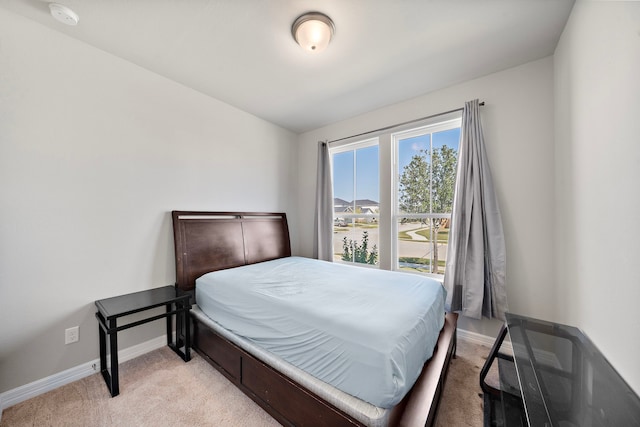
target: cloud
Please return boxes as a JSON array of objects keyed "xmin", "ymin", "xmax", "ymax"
[{"xmin": 411, "ymin": 142, "xmax": 424, "ymax": 151}]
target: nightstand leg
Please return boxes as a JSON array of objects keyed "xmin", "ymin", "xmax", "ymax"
[
  {"xmin": 97, "ymin": 312, "xmax": 119, "ymax": 397},
  {"xmin": 167, "ymin": 300, "xmax": 191, "ymax": 362},
  {"xmin": 108, "ymin": 318, "xmax": 119, "ymax": 397},
  {"xmin": 98, "ymin": 314, "xmax": 107, "ymax": 373},
  {"xmin": 183, "ymin": 301, "xmax": 191, "ymax": 361},
  {"xmin": 166, "ymin": 303, "xmax": 172, "ymax": 346}
]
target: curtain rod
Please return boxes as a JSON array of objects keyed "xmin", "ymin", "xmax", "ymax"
[{"xmin": 327, "ymin": 101, "xmax": 484, "ymax": 144}]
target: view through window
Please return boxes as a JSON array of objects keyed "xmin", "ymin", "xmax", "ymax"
[
  {"xmin": 330, "ymin": 117, "xmax": 461, "ymax": 275},
  {"xmin": 395, "ymin": 119, "xmax": 461, "ymax": 274},
  {"xmin": 331, "ymin": 139, "xmax": 379, "ymax": 266}
]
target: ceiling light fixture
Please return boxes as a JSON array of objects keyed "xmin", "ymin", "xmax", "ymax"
[
  {"xmin": 291, "ymin": 12, "xmax": 335, "ymax": 53},
  {"xmin": 49, "ymin": 3, "xmax": 79, "ymax": 26}
]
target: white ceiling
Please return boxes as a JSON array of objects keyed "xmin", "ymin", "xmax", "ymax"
[{"xmin": 1, "ymin": 0, "xmax": 575, "ymax": 133}]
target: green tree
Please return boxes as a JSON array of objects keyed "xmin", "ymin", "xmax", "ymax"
[
  {"xmin": 342, "ymin": 230, "xmax": 378, "ymax": 265},
  {"xmin": 399, "ymin": 154, "xmax": 430, "ymax": 214},
  {"xmin": 399, "ymin": 145, "xmax": 457, "ymax": 273}
]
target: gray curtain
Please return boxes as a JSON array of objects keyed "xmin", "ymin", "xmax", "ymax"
[
  {"xmin": 444, "ymin": 99, "xmax": 508, "ymax": 320},
  {"xmin": 313, "ymin": 141, "xmax": 334, "ymax": 261}
]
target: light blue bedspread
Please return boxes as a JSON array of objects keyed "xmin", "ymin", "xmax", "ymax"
[{"xmin": 196, "ymin": 256, "xmax": 445, "ymax": 408}]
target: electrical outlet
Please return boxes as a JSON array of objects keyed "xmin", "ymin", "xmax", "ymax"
[{"xmin": 65, "ymin": 326, "xmax": 79, "ymax": 344}]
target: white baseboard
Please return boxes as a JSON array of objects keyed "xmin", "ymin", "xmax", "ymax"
[
  {"xmin": 457, "ymin": 327, "xmax": 560, "ymax": 368},
  {"xmin": 0, "ymin": 334, "xmax": 168, "ymax": 412},
  {"xmin": 457, "ymin": 327, "xmax": 513, "ymax": 354}
]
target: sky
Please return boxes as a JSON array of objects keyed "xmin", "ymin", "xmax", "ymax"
[{"xmin": 332, "ymin": 128, "xmax": 461, "ymax": 202}]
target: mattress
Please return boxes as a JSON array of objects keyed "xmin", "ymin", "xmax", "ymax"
[{"xmin": 195, "ymin": 256, "xmax": 446, "ymax": 409}]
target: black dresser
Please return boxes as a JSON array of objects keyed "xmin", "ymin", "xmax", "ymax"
[{"xmin": 481, "ymin": 313, "xmax": 640, "ymax": 426}]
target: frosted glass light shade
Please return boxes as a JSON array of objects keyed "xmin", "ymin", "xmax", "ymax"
[{"xmin": 292, "ymin": 12, "xmax": 335, "ymax": 53}]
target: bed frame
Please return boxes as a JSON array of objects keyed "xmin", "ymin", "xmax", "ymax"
[{"xmin": 172, "ymin": 211, "xmax": 458, "ymax": 427}]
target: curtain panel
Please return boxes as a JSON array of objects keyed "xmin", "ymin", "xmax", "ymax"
[
  {"xmin": 313, "ymin": 141, "xmax": 334, "ymax": 261},
  {"xmin": 444, "ymin": 99, "xmax": 508, "ymax": 320}
]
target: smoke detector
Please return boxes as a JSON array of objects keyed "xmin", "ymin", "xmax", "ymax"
[{"xmin": 49, "ymin": 3, "xmax": 79, "ymax": 26}]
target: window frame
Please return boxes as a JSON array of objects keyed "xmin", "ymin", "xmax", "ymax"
[
  {"xmin": 327, "ymin": 113, "xmax": 461, "ymax": 276},
  {"xmin": 392, "ymin": 117, "xmax": 462, "ymax": 278}
]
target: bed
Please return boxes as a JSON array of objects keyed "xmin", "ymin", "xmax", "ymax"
[{"xmin": 172, "ymin": 211, "xmax": 458, "ymax": 427}]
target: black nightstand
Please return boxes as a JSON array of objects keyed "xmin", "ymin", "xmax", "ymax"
[{"xmin": 95, "ymin": 286, "xmax": 191, "ymax": 397}]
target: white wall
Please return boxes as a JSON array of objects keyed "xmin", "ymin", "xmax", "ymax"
[
  {"xmin": 554, "ymin": 1, "xmax": 640, "ymax": 395},
  {"xmin": 0, "ymin": 8, "xmax": 298, "ymax": 393},
  {"xmin": 297, "ymin": 57, "xmax": 557, "ymax": 338},
  {"xmin": 4, "ymin": 0, "xmax": 638, "ymax": 403}
]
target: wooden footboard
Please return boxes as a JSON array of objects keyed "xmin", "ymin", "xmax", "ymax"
[{"xmin": 192, "ymin": 312, "xmax": 458, "ymax": 427}]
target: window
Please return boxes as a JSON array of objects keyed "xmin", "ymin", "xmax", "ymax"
[
  {"xmin": 329, "ymin": 115, "xmax": 461, "ymax": 277},
  {"xmin": 394, "ymin": 119, "xmax": 461, "ymax": 275},
  {"xmin": 331, "ymin": 139, "xmax": 379, "ymax": 266}
]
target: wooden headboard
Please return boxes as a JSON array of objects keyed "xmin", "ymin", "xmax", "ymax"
[{"xmin": 171, "ymin": 211, "xmax": 291, "ymax": 294}]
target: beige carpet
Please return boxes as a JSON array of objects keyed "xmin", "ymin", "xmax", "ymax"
[{"xmin": 1, "ymin": 339, "xmax": 494, "ymax": 426}]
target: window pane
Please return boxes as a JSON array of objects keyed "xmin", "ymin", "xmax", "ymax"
[
  {"xmin": 431, "ymin": 128, "xmax": 460, "ymax": 215},
  {"xmin": 397, "ymin": 217, "xmax": 450, "ymax": 274},
  {"xmin": 333, "ymin": 151, "xmax": 354, "ymax": 204},
  {"xmin": 355, "ymin": 145, "xmax": 379, "ymax": 209},
  {"xmin": 333, "ymin": 218, "xmax": 379, "ymax": 266},
  {"xmin": 396, "ymin": 122, "xmax": 459, "ymax": 275},
  {"xmin": 398, "ymin": 134, "xmax": 431, "ymax": 214},
  {"xmin": 332, "ymin": 143, "xmax": 379, "ymax": 267},
  {"xmin": 432, "ymin": 127, "xmax": 461, "ymax": 149}
]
